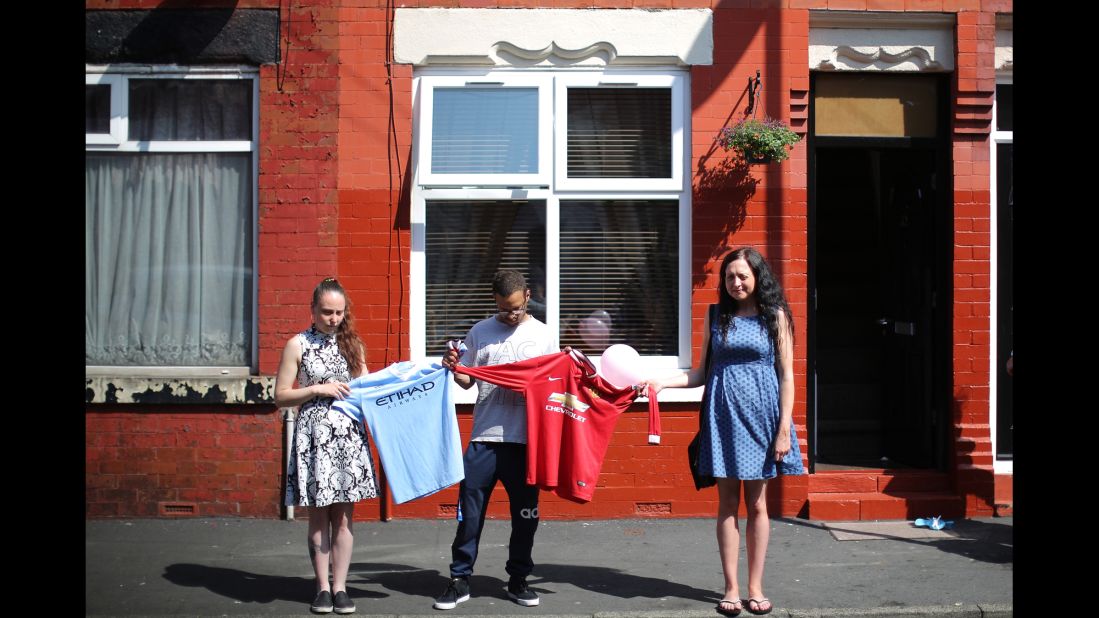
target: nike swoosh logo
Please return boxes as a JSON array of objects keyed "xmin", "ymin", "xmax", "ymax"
[{"xmin": 547, "ymin": 377, "xmax": 562, "ymax": 381}]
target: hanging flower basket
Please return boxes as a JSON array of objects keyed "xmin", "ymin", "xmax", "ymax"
[{"xmin": 717, "ymin": 117, "xmax": 801, "ymax": 164}]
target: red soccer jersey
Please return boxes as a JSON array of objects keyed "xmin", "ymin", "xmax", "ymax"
[{"xmin": 454, "ymin": 349, "xmax": 660, "ymax": 503}]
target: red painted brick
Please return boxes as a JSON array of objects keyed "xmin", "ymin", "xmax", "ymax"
[
  {"xmin": 86, "ymin": 502, "xmax": 121, "ymax": 517},
  {"xmin": 809, "ymin": 473, "xmax": 878, "ymax": 493},
  {"xmin": 879, "ymin": 473, "xmax": 951, "ymax": 492},
  {"xmin": 808, "ymin": 496, "xmax": 860, "ymax": 520},
  {"xmin": 86, "ymin": 474, "xmax": 120, "ymax": 490},
  {"xmin": 203, "ymin": 502, "xmax": 238, "ymax": 517},
  {"xmin": 859, "ymin": 496, "xmax": 908, "ymax": 520},
  {"xmin": 216, "ymin": 461, "xmax": 258, "ymax": 475}
]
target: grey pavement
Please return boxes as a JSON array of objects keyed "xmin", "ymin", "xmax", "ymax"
[{"xmin": 85, "ymin": 516, "xmax": 1012, "ymax": 617}]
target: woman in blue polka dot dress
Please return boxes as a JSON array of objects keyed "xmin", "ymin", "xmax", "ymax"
[{"xmin": 644, "ymin": 247, "xmax": 804, "ymax": 617}]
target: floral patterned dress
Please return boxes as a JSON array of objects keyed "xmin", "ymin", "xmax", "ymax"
[{"xmin": 284, "ymin": 326, "xmax": 377, "ymax": 507}]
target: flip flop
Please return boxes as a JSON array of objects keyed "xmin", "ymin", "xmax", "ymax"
[
  {"xmin": 716, "ymin": 598, "xmax": 743, "ymax": 616},
  {"xmin": 745, "ymin": 598, "xmax": 772, "ymax": 615}
]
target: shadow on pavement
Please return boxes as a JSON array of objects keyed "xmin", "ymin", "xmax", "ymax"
[
  {"xmin": 163, "ymin": 563, "xmax": 390, "ymax": 605},
  {"xmin": 920, "ymin": 519, "xmax": 1013, "ymax": 564},
  {"xmin": 349, "ymin": 562, "xmax": 452, "ymax": 603},
  {"xmin": 352, "ymin": 565, "xmax": 547, "ymax": 605},
  {"xmin": 349, "ymin": 562, "xmax": 720, "ymax": 605},
  {"xmin": 532, "ymin": 563, "xmax": 719, "ymax": 603},
  {"xmin": 778, "ymin": 517, "xmax": 1013, "ymax": 565}
]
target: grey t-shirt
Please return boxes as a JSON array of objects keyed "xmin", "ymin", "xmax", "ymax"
[{"xmin": 462, "ymin": 315, "xmax": 557, "ymax": 443}]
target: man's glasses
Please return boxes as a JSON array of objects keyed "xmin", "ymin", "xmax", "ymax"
[{"xmin": 497, "ymin": 305, "xmax": 527, "ymax": 318}]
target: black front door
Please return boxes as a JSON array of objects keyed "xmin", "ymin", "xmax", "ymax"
[{"xmin": 812, "ymin": 147, "xmax": 944, "ymax": 469}]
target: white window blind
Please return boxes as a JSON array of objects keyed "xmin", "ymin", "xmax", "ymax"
[
  {"xmin": 431, "ymin": 88, "xmax": 539, "ymax": 175},
  {"xmin": 566, "ymin": 88, "xmax": 671, "ymax": 179},
  {"xmin": 558, "ymin": 200, "xmax": 678, "ymax": 356},
  {"xmin": 424, "ymin": 200, "xmax": 546, "ymax": 356}
]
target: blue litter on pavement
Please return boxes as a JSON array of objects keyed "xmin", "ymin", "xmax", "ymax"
[{"xmin": 913, "ymin": 516, "xmax": 954, "ymax": 530}]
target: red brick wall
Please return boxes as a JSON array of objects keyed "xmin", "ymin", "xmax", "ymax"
[
  {"xmin": 86, "ymin": 406, "xmax": 285, "ymax": 518},
  {"xmin": 687, "ymin": 6, "xmax": 812, "ymax": 516},
  {"xmin": 948, "ymin": 6, "xmax": 1000, "ymax": 517},
  {"xmin": 258, "ymin": 1, "xmax": 347, "ymax": 375},
  {"xmin": 335, "ymin": 5, "xmax": 413, "ymax": 368},
  {"xmin": 84, "ymin": 405, "xmax": 799, "ymax": 520}
]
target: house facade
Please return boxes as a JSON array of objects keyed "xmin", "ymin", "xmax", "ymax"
[{"xmin": 85, "ymin": 0, "xmax": 1013, "ymax": 521}]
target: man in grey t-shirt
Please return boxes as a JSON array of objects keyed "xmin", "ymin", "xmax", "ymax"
[{"xmin": 434, "ymin": 270, "xmax": 556, "ymax": 610}]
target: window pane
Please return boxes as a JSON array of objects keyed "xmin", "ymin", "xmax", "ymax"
[
  {"xmin": 559, "ymin": 200, "xmax": 678, "ymax": 355},
  {"xmin": 996, "ymin": 83, "xmax": 1013, "ymax": 131},
  {"xmin": 814, "ymin": 73, "xmax": 938, "ymax": 138},
  {"xmin": 567, "ymin": 88, "xmax": 671, "ymax": 178},
  {"xmin": 425, "ymin": 200, "xmax": 546, "ymax": 356},
  {"xmin": 86, "ymin": 84, "xmax": 111, "ymax": 134},
  {"xmin": 432, "ymin": 88, "xmax": 538, "ymax": 174},
  {"xmin": 130, "ymin": 79, "xmax": 252, "ymax": 141},
  {"xmin": 85, "ymin": 153, "xmax": 254, "ymax": 366}
]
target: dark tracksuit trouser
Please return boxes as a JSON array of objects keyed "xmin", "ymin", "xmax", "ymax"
[{"xmin": 449, "ymin": 442, "xmax": 539, "ymax": 579}]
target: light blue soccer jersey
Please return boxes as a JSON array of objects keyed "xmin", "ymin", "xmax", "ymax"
[{"xmin": 332, "ymin": 362, "xmax": 463, "ymax": 504}]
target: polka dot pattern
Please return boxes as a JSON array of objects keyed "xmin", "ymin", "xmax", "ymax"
[{"xmin": 699, "ymin": 316, "xmax": 805, "ymax": 480}]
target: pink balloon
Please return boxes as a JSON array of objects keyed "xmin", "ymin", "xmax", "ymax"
[
  {"xmin": 578, "ymin": 310, "xmax": 612, "ymax": 350},
  {"xmin": 599, "ymin": 344, "xmax": 645, "ymax": 389}
]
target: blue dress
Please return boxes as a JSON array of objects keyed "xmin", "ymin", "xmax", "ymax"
[{"xmin": 699, "ymin": 315, "xmax": 804, "ymax": 480}]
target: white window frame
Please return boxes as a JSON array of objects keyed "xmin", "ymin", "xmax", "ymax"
[
  {"xmin": 417, "ymin": 73, "xmax": 553, "ymax": 187},
  {"xmin": 85, "ymin": 73, "xmax": 125, "ymax": 145},
  {"xmin": 553, "ymin": 71, "xmax": 686, "ymax": 192},
  {"xmin": 990, "ymin": 74, "xmax": 1012, "ymax": 474},
  {"xmin": 85, "ymin": 64, "xmax": 260, "ymax": 378},
  {"xmin": 85, "ymin": 65, "xmax": 257, "ymax": 154},
  {"xmin": 411, "ymin": 67, "xmax": 693, "ymax": 403}
]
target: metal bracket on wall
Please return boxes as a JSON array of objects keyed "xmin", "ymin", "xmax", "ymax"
[{"xmin": 746, "ymin": 69, "xmax": 761, "ymax": 116}]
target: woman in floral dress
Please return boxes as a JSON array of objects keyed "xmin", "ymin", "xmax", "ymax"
[{"xmin": 275, "ymin": 277, "xmax": 377, "ymax": 615}]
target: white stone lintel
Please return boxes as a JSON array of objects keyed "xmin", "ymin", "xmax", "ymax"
[
  {"xmin": 809, "ymin": 10, "xmax": 955, "ymax": 72},
  {"xmin": 394, "ymin": 8, "xmax": 713, "ymax": 67}
]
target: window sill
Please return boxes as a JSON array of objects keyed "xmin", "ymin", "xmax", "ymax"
[
  {"xmin": 85, "ymin": 375, "xmax": 275, "ymax": 405},
  {"xmin": 452, "ymin": 384, "xmax": 704, "ymax": 404}
]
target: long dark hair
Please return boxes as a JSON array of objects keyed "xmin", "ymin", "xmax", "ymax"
[
  {"xmin": 312, "ymin": 277, "xmax": 366, "ymax": 377},
  {"xmin": 716, "ymin": 247, "xmax": 794, "ymax": 357}
]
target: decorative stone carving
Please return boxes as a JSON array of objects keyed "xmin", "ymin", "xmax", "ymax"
[
  {"xmin": 816, "ymin": 45, "xmax": 944, "ymax": 72},
  {"xmin": 493, "ymin": 41, "xmax": 618, "ymax": 65}
]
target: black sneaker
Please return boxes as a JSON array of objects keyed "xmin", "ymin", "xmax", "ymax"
[
  {"xmin": 507, "ymin": 576, "xmax": 540, "ymax": 607},
  {"xmin": 332, "ymin": 590, "xmax": 355, "ymax": 615},
  {"xmin": 433, "ymin": 577, "xmax": 471, "ymax": 610},
  {"xmin": 310, "ymin": 589, "xmax": 334, "ymax": 614}
]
